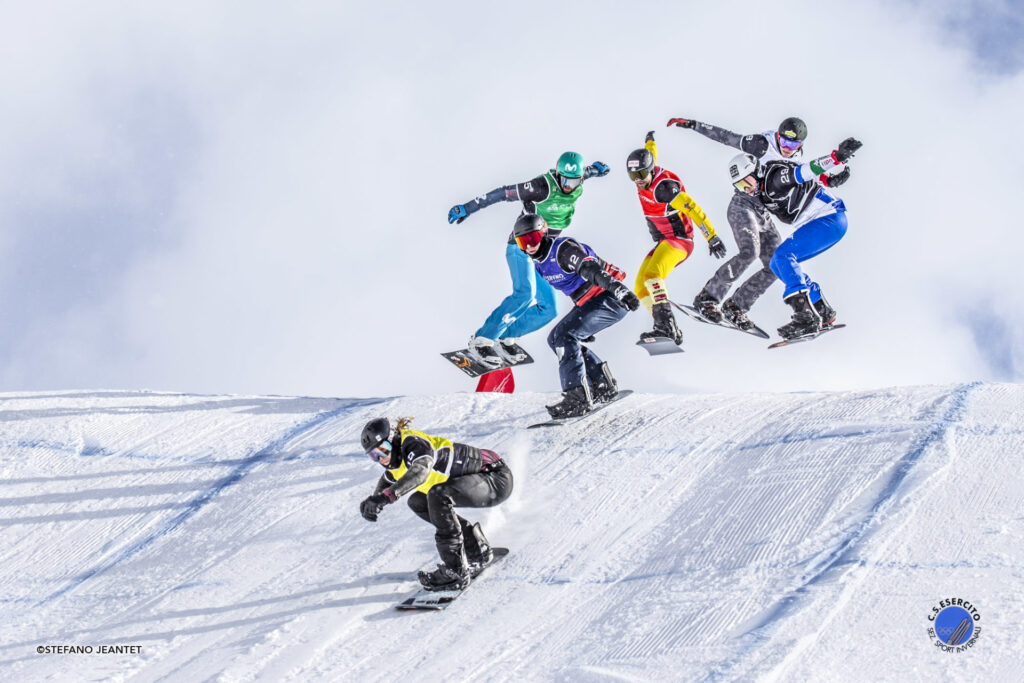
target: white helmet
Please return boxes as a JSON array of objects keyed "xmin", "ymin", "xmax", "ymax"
[{"xmin": 728, "ymin": 153, "xmax": 758, "ymax": 183}]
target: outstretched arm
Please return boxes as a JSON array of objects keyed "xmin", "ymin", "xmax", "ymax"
[
  {"xmin": 448, "ymin": 174, "xmax": 550, "ymax": 224},
  {"xmin": 645, "ymin": 130, "xmax": 658, "ymax": 164},
  {"xmin": 667, "ymin": 117, "xmax": 770, "ymax": 157},
  {"xmin": 669, "ymin": 191, "xmax": 716, "ymax": 241},
  {"xmin": 793, "ymin": 137, "xmax": 863, "ymax": 187}
]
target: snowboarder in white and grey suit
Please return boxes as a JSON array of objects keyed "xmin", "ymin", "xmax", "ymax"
[{"xmin": 668, "ymin": 116, "xmax": 807, "ymax": 331}]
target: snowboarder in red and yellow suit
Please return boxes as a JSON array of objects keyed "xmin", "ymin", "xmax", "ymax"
[{"xmin": 626, "ymin": 131, "xmax": 726, "ymax": 345}]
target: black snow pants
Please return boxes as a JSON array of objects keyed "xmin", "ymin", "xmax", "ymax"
[{"xmin": 407, "ymin": 459, "xmax": 513, "ymax": 568}]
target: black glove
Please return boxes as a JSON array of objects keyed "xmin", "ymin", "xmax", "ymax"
[
  {"xmin": 645, "ymin": 130, "xmax": 655, "ymax": 142},
  {"xmin": 667, "ymin": 117, "xmax": 696, "ymax": 129},
  {"xmin": 834, "ymin": 137, "xmax": 863, "ymax": 164},
  {"xmin": 612, "ymin": 283, "xmax": 641, "ymax": 311},
  {"xmin": 708, "ymin": 235, "xmax": 727, "ymax": 259},
  {"xmin": 824, "ymin": 167, "xmax": 851, "ymax": 188},
  {"xmin": 360, "ymin": 493, "xmax": 389, "ymax": 522},
  {"xmin": 586, "ymin": 161, "xmax": 610, "ymax": 177}
]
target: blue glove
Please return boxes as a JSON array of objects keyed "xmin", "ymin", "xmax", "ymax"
[
  {"xmin": 448, "ymin": 204, "xmax": 470, "ymax": 224},
  {"xmin": 587, "ymin": 161, "xmax": 610, "ymax": 177}
]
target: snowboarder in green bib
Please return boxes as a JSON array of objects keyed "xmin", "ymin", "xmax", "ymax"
[{"xmin": 447, "ymin": 152, "xmax": 610, "ymax": 367}]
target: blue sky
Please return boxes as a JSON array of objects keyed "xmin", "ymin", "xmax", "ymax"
[{"xmin": 0, "ymin": 1, "xmax": 1020, "ymax": 397}]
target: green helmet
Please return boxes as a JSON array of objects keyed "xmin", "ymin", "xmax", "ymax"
[{"xmin": 556, "ymin": 151, "xmax": 585, "ymax": 179}]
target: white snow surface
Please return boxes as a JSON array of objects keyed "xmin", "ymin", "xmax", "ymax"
[{"xmin": 2, "ymin": 384, "xmax": 1022, "ymax": 682}]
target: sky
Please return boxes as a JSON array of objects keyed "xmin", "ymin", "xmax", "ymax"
[{"xmin": 0, "ymin": 1, "xmax": 1021, "ymax": 398}]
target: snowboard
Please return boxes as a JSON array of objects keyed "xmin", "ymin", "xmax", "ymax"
[
  {"xmin": 671, "ymin": 301, "xmax": 770, "ymax": 339},
  {"xmin": 636, "ymin": 334, "xmax": 684, "ymax": 356},
  {"xmin": 396, "ymin": 547, "xmax": 510, "ymax": 611},
  {"xmin": 441, "ymin": 344, "xmax": 534, "ymax": 379},
  {"xmin": 528, "ymin": 390, "xmax": 634, "ymax": 429},
  {"xmin": 768, "ymin": 323, "xmax": 847, "ymax": 349}
]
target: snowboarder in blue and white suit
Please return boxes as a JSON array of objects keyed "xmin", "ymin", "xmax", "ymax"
[{"xmin": 728, "ymin": 136, "xmax": 863, "ymax": 339}]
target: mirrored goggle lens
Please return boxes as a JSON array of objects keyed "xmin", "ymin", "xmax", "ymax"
[
  {"xmin": 628, "ymin": 169, "xmax": 651, "ymax": 181},
  {"xmin": 366, "ymin": 440, "xmax": 392, "ymax": 462},
  {"xmin": 515, "ymin": 231, "xmax": 545, "ymax": 250},
  {"xmin": 560, "ymin": 175, "xmax": 582, "ymax": 190},
  {"xmin": 778, "ymin": 136, "xmax": 802, "ymax": 151}
]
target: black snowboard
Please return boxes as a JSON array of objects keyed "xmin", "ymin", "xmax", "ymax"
[
  {"xmin": 671, "ymin": 301, "xmax": 770, "ymax": 339},
  {"xmin": 528, "ymin": 390, "xmax": 634, "ymax": 429},
  {"xmin": 636, "ymin": 334, "xmax": 684, "ymax": 356},
  {"xmin": 768, "ymin": 323, "xmax": 846, "ymax": 349},
  {"xmin": 441, "ymin": 344, "xmax": 534, "ymax": 378},
  {"xmin": 396, "ymin": 547, "xmax": 510, "ymax": 611}
]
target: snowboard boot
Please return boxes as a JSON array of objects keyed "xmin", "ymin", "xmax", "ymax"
[
  {"xmin": 812, "ymin": 294, "xmax": 837, "ymax": 329},
  {"xmin": 777, "ymin": 291, "xmax": 822, "ymax": 340},
  {"xmin": 546, "ymin": 385, "xmax": 593, "ymax": 419},
  {"xmin": 722, "ymin": 299, "xmax": 755, "ymax": 332},
  {"xmin": 589, "ymin": 362, "xmax": 619, "ymax": 404},
  {"xmin": 418, "ymin": 563, "xmax": 472, "ymax": 591},
  {"xmin": 647, "ymin": 302, "xmax": 683, "ymax": 345},
  {"xmin": 462, "ymin": 522, "xmax": 494, "ymax": 568},
  {"xmin": 693, "ymin": 289, "xmax": 724, "ymax": 323},
  {"xmin": 419, "ymin": 539, "xmax": 471, "ymax": 591},
  {"xmin": 467, "ymin": 335, "xmax": 503, "ymax": 368},
  {"xmin": 495, "ymin": 337, "xmax": 527, "ymax": 364}
]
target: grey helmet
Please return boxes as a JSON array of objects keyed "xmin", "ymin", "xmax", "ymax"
[{"xmin": 728, "ymin": 153, "xmax": 759, "ymax": 183}]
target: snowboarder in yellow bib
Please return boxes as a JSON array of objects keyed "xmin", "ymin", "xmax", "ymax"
[
  {"xmin": 359, "ymin": 417, "xmax": 513, "ymax": 591},
  {"xmin": 626, "ymin": 131, "xmax": 726, "ymax": 345}
]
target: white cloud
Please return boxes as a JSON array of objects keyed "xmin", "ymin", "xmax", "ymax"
[{"xmin": 0, "ymin": 1, "xmax": 1020, "ymax": 396}]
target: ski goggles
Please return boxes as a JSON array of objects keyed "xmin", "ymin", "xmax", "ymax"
[
  {"xmin": 628, "ymin": 168, "xmax": 651, "ymax": 182},
  {"xmin": 558, "ymin": 174, "xmax": 583, "ymax": 191},
  {"xmin": 778, "ymin": 136, "xmax": 803, "ymax": 152},
  {"xmin": 366, "ymin": 439, "xmax": 392, "ymax": 463},
  {"xmin": 515, "ymin": 230, "xmax": 545, "ymax": 250},
  {"xmin": 733, "ymin": 176, "xmax": 758, "ymax": 193}
]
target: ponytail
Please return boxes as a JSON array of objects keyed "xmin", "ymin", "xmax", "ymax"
[{"xmin": 395, "ymin": 416, "xmax": 414, "ymax": 437}]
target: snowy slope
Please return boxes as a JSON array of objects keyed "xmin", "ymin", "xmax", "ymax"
[{"xmin": 1, "ymin": 385, "xmax": 1022, "ymax": 682}]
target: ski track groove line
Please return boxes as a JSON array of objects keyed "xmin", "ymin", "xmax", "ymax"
[
  {"xmin": 710, "ymin": 381, "xmax": 980, "ymax": 681},
  {"xmin": 35, "ymin": 400, "xmax": 369, "ymax": 607}
]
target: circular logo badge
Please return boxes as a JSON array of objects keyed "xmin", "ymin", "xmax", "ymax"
[
  {"xmin": 927, "ymin": 599, "xmax": 981, "ymax": 652},
  {"xmin": 934, "ymin": 606, "xmax": 974, "ymax": 645}
]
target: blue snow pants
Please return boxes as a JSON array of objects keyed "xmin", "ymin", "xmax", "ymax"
[
  {"xmin": 547, "ymin": 292, "xmax": 628, "ymax": 391},
  {"xmin": 769, "ymin": 208, "xmax": 848, "ymax": 303},
  {"xmin": 476, "ymin": 243, "xmax": 558, "ymax": 340}
]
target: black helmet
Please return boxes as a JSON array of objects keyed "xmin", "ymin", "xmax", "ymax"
[
  {"xmin": 361, "ymin": 417, "xmax": 392, "ymax": 452},
  {"xmin": 777, "ymin": 116, "xmax": 808, "ymax": 142},
  {"xmin": 513, "ymin": 213, "xmax": 547, "ymax": 239},
  {"xmin": 625, "ymin": 148, "xmax": 655, "ymax": 180}
]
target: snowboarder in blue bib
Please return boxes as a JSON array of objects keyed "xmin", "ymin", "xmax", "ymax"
[
  {"xmin": 447, "ymin": 152, "xmax": 610, "ymax": 368},
  {"xmin": 727, "ymin": 136, "xmax": 863, "ymax": 339},
  {"xmin": 511, "ymin": 213, "xmax": 640, "ymax": 418}
]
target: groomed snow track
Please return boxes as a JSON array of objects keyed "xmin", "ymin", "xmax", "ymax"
[{"xmin": 1, "ymin": 384, "xmax": 1021, "ymax": 681}]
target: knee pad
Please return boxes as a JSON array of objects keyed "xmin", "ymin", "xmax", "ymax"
[{"xmin": 644, "ymin": 278, "xmax": 669, "ymax": 305}]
